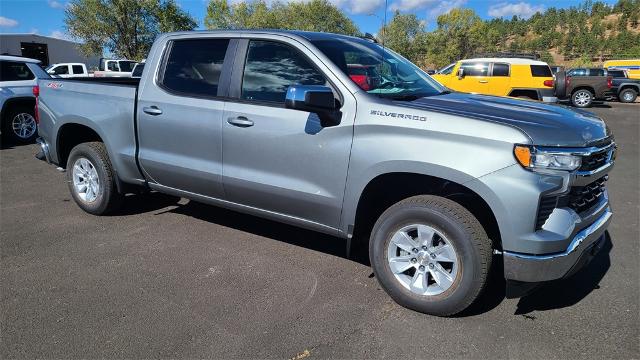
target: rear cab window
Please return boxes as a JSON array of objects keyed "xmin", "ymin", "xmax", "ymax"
[
  {"xmin": 241, "ymin": 40, "xmax": 327, "ymax": 104},
  {"xmin": 588, "ymin": 68, "xmax": 605, "ymax": 76},
  {"xmin": 0, "ymin": 61, "xmax": 35, "ymax": 81},
  {"xmin": 530, "ymin": 65, "xmax": 552, "ymax": 77},
  {"xmin": 567, "ymin": 68, "xmax": 586, "ymax": 77},
  {"xmin": 72, "ymin": 65, "xmax": 84, "ymax": 74},
  {"xmin": 160, "ymin": 38, "xmax": 230, "ymax": 98}
]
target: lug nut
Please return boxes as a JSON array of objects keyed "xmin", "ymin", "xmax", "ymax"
[
  {"xmin": 422, "ymin": 245, "xmax": 428, "ymax": 251},
  {"xmin": 412, "ymin": 248, "xmax": 418, "ymax": 253},
  {"xmin": 429, "ymin": 263, "xmax": 435, "ymax": 269},
  {"xmin": 419, "ymin": 265, "xmax": 425, "ymax": 271},
  {"xmin": 430, "ymin": 253, "xmax": 437, "ymax": 259},
  {"xmin": 411, "ymin": 258, "xmax": 417, "ymax": 263}
]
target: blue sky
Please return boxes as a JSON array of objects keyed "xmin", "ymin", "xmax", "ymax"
[{"xmin": 0, "ymin": 0, "xmax": 620, "ymax": 39}]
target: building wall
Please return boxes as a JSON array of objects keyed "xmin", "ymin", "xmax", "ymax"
[{"xmin": 0, "ymin": 34, "xmax": 101, "ymax": 68}]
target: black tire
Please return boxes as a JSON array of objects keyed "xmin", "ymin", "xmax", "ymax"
[
  {"xmin": 369, "ymin": 195, "xmax": 492, "ymax": 316},
  {"xmin": 554, "ymin": 71, "xmax": 567, "ymax": 98},
  {"xmin": 619, "ymin": 88, "xmax": 637, "ymax": 103},
  {"xmin": 66, "ymin": 142, "xmax": 122, "ymax": 215},
  {"xmin": 571, "ymin": 89, "xmax": 594, "ymax": 108},
  {"xmin": 2, "ymin": 105, "xmax": 38, "ymax": 144}
]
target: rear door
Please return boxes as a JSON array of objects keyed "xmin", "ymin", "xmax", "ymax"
[
  {"xmin": 221, "ymin": 38, "xmax": 355, "ymax": 229},
  {"xmin": 137, "ymin": 37, "xmax": 235, "ymax": 198},
  {"xmin": 487, "ymin": 62, "xmax": 510, "ymax": 96}
]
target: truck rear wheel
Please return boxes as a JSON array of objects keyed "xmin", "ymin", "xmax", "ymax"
[
  {"xmin": 619, "ymin": 88, "xmax": 637, "ymax": 103},
  {"xmin": 66, "ymin": 142, "xmax": 122, "ymax": 215},
  {"xmin": 369, "ymin": 195, "xmax": 492, "ymax": 316},
  {"xmin": 571, "ymin": 89, "xmax": 594, "ymax": 108},
  {"xmin": 2, "ymin": 105, "xmax": 38, "ymax": 144}
]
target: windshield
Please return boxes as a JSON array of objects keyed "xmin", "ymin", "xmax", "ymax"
[
  {"xmin": 119, "ymin": 61, "xmax": 137, "ymax": 72},
  {"xmin": 310, "ymin": 37, "xmax": 446, "ymax": 100}
]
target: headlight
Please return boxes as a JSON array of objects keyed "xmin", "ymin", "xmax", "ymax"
[{"xmin": 514, "ymin": 145, "xmax": 582, "ymax": 171}]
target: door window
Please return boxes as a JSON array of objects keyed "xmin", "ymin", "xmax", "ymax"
[
  {"xmin": 0, "ymin": 61, "xmax": 35, "ymax": 81},
  {"xmin": 460, "ymin": 62, "xmax": 489, "ymax": 76},
  {"xmin": 161, "ymin": 38, "xmax": 230, "ymax": 98},
  {"xmin": 492, "ymin": 63, "xmax": 510, "ymax": 77},
  {"xmin": 72, "ymin": 65, "xmax": 84, "ymax": 74},
  {"xmin": 588, "ymin": 68, "xmax": 605, "ymax": 76},
  {"xmin": 107, "ymin": 61, "xmax": 119, "ymax": 71},
  {"xmin": 241, "ymin": 40, "xmax": 327, "ymax": 103}
]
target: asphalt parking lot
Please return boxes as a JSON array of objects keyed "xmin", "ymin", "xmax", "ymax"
[{"xmin": 1, "ymin": 103, "xmax": 638, "ymax": 359}]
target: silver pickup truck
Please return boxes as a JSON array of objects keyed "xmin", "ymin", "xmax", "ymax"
[{"xmin": 36, "ymin": 30, "xmax": 615, "ymax": 316}]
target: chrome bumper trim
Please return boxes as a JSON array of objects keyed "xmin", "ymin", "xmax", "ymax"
[
  {"xmin": 36, "ymin": 137, "xmax": 52, "ymax": 164},
  {"xmin": 504, "ymin": 207, "xmax": 612, "ymax": 282}
]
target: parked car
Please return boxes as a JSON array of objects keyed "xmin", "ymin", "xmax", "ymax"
[
  {"xmin": 93, "ymin": 58, "xmax": 138, "ymax": 78},
  {"xmin": 36, "ymin": 30, "xmax": 614, "ymax": 316},
  {"xmin": 45, "ymin": 62, "xmax": 89, "ymax": 78},
  {"xmin": 606, "ymin": 69, "xmax": 639, "ymax": 103},
  {"xmin": 554, "ymin": 68, "xmax": 612, "ymax": 108},
  {"xmin": 0, "ymin": 55, "xmax": 50, "ymax": 143},
  {"xmin": 432, "ymin": 58, "xmax": 556, "ymax": 102},
  {"xmin": 604, "ymin": 59, "xmax": 640, "ymax": 79}
]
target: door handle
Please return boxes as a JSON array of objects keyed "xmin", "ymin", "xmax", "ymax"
[
  {"xmin": 143, "ymin": 106, "xmax": 163, "ymax": 116},
  {"xmin": 227, "ymin": 116, "xmax": 254, "ymax": 128},
  {"xmin": 478, "ymin": 80, "xmax": 488, "ymax": 83}
]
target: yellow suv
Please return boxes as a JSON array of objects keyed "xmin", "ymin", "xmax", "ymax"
[{"xmin": 431, "ymin": 58, "xmax": 556, "ymax": 102}]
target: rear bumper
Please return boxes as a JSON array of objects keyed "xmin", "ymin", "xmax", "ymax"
[
  {"xmin": 538, "ymin": 88, "xmax": 557, "ymax": 103},
  {"xmin": 503, "ymin": 207, "xmax": 612, "ymax": 282}
]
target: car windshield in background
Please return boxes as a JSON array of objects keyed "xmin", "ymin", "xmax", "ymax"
[
  {"xmin": 311, "ymin": 37, "xmax": 446, "ymax": 100},
  {"xmin": 119, "ymin": 61, "xmax": 137, "ymax": 72}
]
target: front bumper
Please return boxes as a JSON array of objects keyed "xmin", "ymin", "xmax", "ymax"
[{"xmin": 503, "ymin": 207, "xmax": 612, "ymax": 282}]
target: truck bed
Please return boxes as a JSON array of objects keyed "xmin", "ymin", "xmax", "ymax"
[{"xmin": 37, "ymin": 77, "xmax": 143, "ymax": 183}]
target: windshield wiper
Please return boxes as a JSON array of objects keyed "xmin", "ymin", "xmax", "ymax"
[{"xmin": 387, "ymin": 94, "xmax": 424, "ymax": 101}]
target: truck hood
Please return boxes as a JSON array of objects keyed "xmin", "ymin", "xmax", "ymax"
[{"xmin": 398, "ymin": 92, "xmax": 611, "ymax": 147}]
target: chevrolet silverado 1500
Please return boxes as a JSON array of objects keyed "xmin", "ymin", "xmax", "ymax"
[{"xmin": 35, "ymin": 30, "xmax": 615, "ymax": 316}]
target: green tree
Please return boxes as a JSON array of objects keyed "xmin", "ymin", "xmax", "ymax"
[
  {"xmin": 377, "ymin": 12, "xmax": 426, "ymax": 64},
  {"xmin": 204, "ymin": 0, "xmax": 359, "ymax": 36},
  {"xmin": 65, "ymin": 0, "xmax": 196, "ymax": 60}
]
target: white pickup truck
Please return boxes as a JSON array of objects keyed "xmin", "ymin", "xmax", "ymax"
[
  {"xmin": 46, "ymin": 63, "xmax": 89, "ymax": 78},
  {"xmin": 93, "ymin": 58, "xmax": 138, "ymax": 78}
]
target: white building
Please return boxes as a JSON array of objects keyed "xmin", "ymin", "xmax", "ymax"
[{"xmin": 0, "ymin": 33, "xmax": 101, "ymax": 68}]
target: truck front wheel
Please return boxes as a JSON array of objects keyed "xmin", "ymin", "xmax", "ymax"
[
  {"xmin": 369, "ymin": 195, "xmax": 492, "ymax": 316},
  {"xmin": 66, "ymin": 142, "xmax": 122, "ymax": 215}
]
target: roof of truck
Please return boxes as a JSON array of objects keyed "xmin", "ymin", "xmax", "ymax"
[
  {"xmin": 0, "ymin": 55, "xmax": 41, "ymax": 63},
  {"xmin": 460, "ymin": 57, "xmax": 549, "ymax": 65},
  {"xmin": 164, "ymin": 29, "xmax": 368, "ymax": 42}
]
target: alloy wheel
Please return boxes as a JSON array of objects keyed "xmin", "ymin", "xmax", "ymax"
[
  {"xmin": 387, "ymin": 224, "xmax": 459, "ymax": 296},
  {"xmin": 72, "ymin": 157, "xmax": 100, "ymax": 203},
  {"xmin": 11, "ymin": 113, "xmax": 37, "ymax": 139}
]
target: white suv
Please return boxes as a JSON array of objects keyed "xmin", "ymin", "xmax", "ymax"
[{"xmin": 0, "ymin": 55, "xmax": 50, "ymax": 143}]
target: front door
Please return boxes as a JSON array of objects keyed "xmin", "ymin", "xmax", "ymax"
[
  {"xmin": 454, "ymin": 62, "xmax": 490, "ymax": 94},
  {"xmin": 222, "ymin": 39, "xmax": 354, "ymax": 229},
  {"xmin": 137, "ymin": 37, "xmax": 233, "ymax": 198}
]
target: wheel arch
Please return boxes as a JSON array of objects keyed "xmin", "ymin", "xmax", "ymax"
[
  {"xmin": 1, "ymin": 96, "xmax": 36, "ymax": 124},
  {"xmin": 507, "ymin": 88, "xmax": 540, "ymax": 100},
  {"xmin": 344, "ymin": 167, "xmax": 503, "ymax": 257},
  {"xmin": 56, "ymin": 122, "xmax": 106, "ymax": 168}
]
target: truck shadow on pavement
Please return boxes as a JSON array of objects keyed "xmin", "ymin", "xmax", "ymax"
[
  {"xmin": 513, "ymin": 232, "xmax": 612, "ymax": 316},
  {"xmin": 115, "ymin": 193, "xmax": 613, "ymax": 316}
]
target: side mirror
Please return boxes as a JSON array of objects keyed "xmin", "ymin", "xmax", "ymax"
[
  {"xmin": 457, "ymin": 68, "xmax": 464, "ymax": 79},
  {"xmin": 285, "ymin": 85, "xmax": 341, "ymax": 127}
]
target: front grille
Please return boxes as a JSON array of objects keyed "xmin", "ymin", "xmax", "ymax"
[
  {"xmin": 536, "ymin": 196, "xmax": 558, "ymax": 229},
  {"xmin": 564, "ymin": 175, "xmax": 608, "ymax": 213},
  {"xmin": 579, "ymin": 150, "xmax": 610, "ymax": 172}
]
